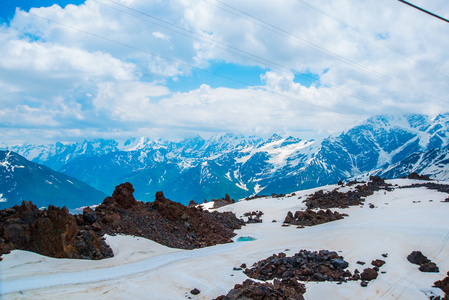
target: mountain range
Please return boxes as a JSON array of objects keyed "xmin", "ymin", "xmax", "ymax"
[{"xmin": 2, "ymin": 113, "xmax": 448, "ymax": 207}]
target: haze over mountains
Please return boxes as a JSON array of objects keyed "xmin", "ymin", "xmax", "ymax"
[
  {"xmin": 1, "ymin": 113, "xmax": 448, "ymax": 207},
  {"xmin": 0, "ymin": 150, "xmax": 106, "ymax": 209}
]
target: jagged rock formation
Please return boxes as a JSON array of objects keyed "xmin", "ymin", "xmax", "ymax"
[
  {"xmin": 0, "ymin": 201, "xmax": 112, "ymax": 260},
  {"xmin": 214, "ymin": 278, "xmax": 306, "ymax": 300},
  {"xmin": 283, "ymin": 209, "xmax": 347, "ymax": 226},
  {"xmin": 96, "ymin": 183, "xmax": 244, "ymax": 249},
  {"xmin": 211, "ymin": 194, "xmax": 235, "ymax": 209}
]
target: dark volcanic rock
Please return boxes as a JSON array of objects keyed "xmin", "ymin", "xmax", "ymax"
[
  {"xmin": 211, "ymin": 194, "xmax": 236, "ymax": 209},
  {"xmin": 434, "ymin": 272, "xmax": 449, "ymax": 298},
  {"xmin": 407, "ymin": 251, "xmax": 430, "ymax": 265},
  {"xmin": 111, "ymin": 182, "xmax": 138, "ymax": 209},
  {"xmin": 96, "ymin": 184, "xmax": 244, "ymax": 249},
  {"xmin": 407, "ymin": 172, "xmax": 431, "ymax": 180},
  {"xmin": 190, "ymin": 288, "xmax": 201, "ymax": 295},
  {"xmin": 83, "ymin": 207, "xmax": 97, "ymax": 225},
  {"xmin": 419, "ymin": 262, "xmax": 439, "ymax": 273},
  {"xmin": 188, "ymin": 200, "xmax": 198, "ymax": 207},
  {"xmin": 283, "ymin": 209, "xmax": 347, "ymax": 226},
  {"xmin": 304, "ymin": 176, "xmax": 392, "ymax": 210},
  {"xmin": 214, "ymin": 279, "xmax": 306, "ymax": 300},
  {"xmin": 371, "ymin": 259, "xmax": 386, "ymax": 268},
  {"xmin": 244, "ymin": 211, "xmax": 263, "ymax": 223},
  {"xmin": 401, "ymin": 182, "xmax": 449, "ymax": 195},
  {"xmin": 244, "ymin": 250, "xmax": 351, "ymax": 283},
  {"xmin": 0, "ymin": 201, "xmax": 112, "ymax": 260},
  {"xmin": 407, "ymin": 251, "xmax": 439, "ymax": 272},
  {"xmin": 360, "ymin": 268, "xmax": 378, "ymax": 281}
]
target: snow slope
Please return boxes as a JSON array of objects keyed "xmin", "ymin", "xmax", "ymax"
[{"xmin": 1, "ymin": 179, "xmax": 449, "ymax": 299}]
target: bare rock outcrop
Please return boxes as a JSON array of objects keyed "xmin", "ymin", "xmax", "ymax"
[
  {"xmin": 211, "ymin": 194, "xmax": 236, "ymax": 209},
  {"xmin": 0, "ymin": 201, "xmax": 112, "ymax": 260},
  {"xmin": 96, "ymin": 183, "xmax": 244, "ymax": 249},
  {"xmin": 407, "ymin": 172, "xmax": 431, "ymax": 180}
]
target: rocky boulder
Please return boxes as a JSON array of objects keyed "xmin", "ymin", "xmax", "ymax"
[
  {"xmin": 103, "ymin": 182, "xmax": 137, "ymax": 209},
  {"xmin": 214, "ymin": 279, "xmax": 306, "ymax": 300},
  {"xmin": 360, "ymin": 268, "xmax": 378, "ymax": 281},
  {"xmin": 407, "ymin": 251, "xmax": 439, "ymax": 272}
]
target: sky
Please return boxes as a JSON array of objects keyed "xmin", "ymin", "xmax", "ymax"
[{"xmin": 0, "ymin": 0, "xmax": 448, "ymax": 145}]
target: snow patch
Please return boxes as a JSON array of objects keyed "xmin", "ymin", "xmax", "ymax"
[
  {"xmin": 254, "ymin": 184, "xmax": 264, "ymax": 194},
  {"xmin": 235, "ymin": 182, "xmax": 248, "ymax": 191}
]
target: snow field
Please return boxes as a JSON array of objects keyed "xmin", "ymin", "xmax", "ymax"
[{"xmin": 1, "ymin": 179, "xmax": 449, "ymax": 299}]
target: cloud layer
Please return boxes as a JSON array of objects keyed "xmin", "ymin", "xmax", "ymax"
[{"xmin": 1, "ymin": 0, "xmax": 448, "ymax": 144}]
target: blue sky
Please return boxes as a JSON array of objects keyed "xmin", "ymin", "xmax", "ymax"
[
  {"xmin": 0, "ymin": 0, "xmax": 448, "ymax": 145},
  {"xmin": 0, "ymin": 1, "xmax": 85, "ymax": 23}
]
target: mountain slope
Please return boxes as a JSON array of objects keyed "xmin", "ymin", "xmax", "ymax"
[
  {"xmin": 0, "ymin": 151, "xmax": 107, "ymax": 210},
  {"xmin": 3, "ymin": 113, "xmax": 449, "ymax": 204}
]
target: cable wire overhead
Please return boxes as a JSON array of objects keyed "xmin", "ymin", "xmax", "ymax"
[{"xmin": 397, "ymin": 0, "xmax": 449, "ymax": 24}]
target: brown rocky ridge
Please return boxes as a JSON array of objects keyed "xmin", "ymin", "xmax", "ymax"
[
  {"xmin": 401, "ymin": 182, "xmax": 449, "ymax": 195},
  {"xmin": 0, "ymin": 182, "xmax": 245, "ymax": 259},
  {"xmin": 0, "ymin": 201, "xmax": 112, "ymax": 260},
  {"xmin": 304, "ymin": 176, "xmax": 392, "ymax": 210},
  {"xmin": 406, "ymin": 172, "xmax": 431, "ymax": 180},
  {"xmin": 210, "ymin": 193, "xmax": 236, "ymax": 209},
  {"xmin": 95, "ymin": 182, "xmax": 244, "ymax": 249}
]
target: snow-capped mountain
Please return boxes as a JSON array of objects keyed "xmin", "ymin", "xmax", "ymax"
[
  {"xmin": 2, "ymin": 113, "xmax": 448, "ymax": 205},
  {"xmin": 0, "ymin": 150, "xmax": 107, "ymax": 210}
]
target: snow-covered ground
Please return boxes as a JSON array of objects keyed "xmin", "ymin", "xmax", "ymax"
[{"xmin": 1, "ymin": 179, "xmax": 449, "ymax": 299}]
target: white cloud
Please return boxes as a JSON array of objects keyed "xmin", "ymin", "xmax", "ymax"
[
  {"xmin": 88, "ymin": 71, "xmax": 357, "ymax": 139},
  {"xmin": 152, "ymin": 31, "xmax": 171, "ymax": 41},
  {"xmin": 93, "ymin": 80, "xmax": 171, "ymax": 121},
  {"xmin": 0, "ymin": 0, "xmax": 448, "ymax": 144}
]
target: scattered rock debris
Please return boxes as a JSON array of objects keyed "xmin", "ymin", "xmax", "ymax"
[{"xmin": 407, "ymin": 251, "xmax": 439, "ymax": 273}]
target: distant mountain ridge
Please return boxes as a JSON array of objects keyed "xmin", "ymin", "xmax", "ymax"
[
  {"xmin": 3, "ymin": 113, "xmax": 449, "ymax": 205},
  {"xmin": 0, "ymin": 151, "xmax": 107, "ymax": 209}
]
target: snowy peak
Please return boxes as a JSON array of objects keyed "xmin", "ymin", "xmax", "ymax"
[{"xmin": 0, "ymin": 151, "xmax": 26, "ymax": 173}]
